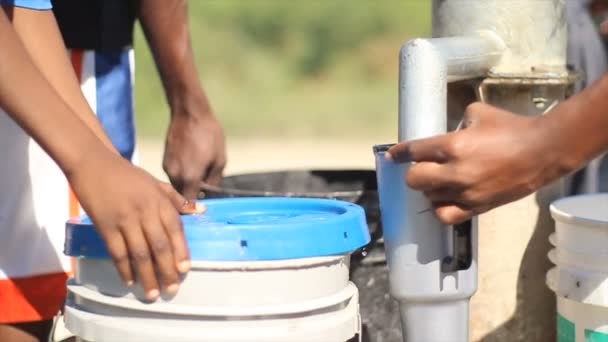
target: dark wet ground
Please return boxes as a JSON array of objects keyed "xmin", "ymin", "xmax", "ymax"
[{"xmin": 351, "ymin": 243, "xmax": 402, "ymax": 342}]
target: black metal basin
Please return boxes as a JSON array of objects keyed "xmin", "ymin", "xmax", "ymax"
[{"xmin": 200, "ymin": 169, "xmax": 402, "ymax": 342}]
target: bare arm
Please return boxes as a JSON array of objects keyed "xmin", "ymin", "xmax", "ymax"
[
  {"xmin": 550, "ymin": 75, "xmax": 608, "ymax": 169},
  {"xmin": 4, "ymin": 5, "xmax": 117, "ymax": 152},
  {"xmin": 0, "ymin": 7, "xmax": 192, "ymax": 300},
  {"xmin": 0, "ymin": 7, "xmax": 103, "ymax": 173},
  {"xmin": 387, "ymin": 74, "xmax": 608, "ymax": 224},
  {"xmin": 136, "ymin": 0, "xmax": 205, "ymax": 113},
  {"xmin": 137, "ymin": 0, "xmax": 226, "ymax": 198}
]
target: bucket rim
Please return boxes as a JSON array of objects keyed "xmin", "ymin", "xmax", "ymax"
[
  {"xmin": 373, "ymin": 143, "xmax": 394, "ymax": 154},
  {"xmin": 65, "ymin": 198, "xmax": 371, "ymax": 261},
  {"xmin": 550, "ymin": 194, "xmax": 608, "ymax": 229},
  {"xmin": 199, "ymin": 168, "xmax": 377, "ymax": 199}
]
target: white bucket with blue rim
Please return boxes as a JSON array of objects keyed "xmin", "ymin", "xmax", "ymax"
[
  {"xmin": 547, "ymin": 194, "xmax": 608, "ymax": 341},
  {"xmin": 63, "ymin": 197, "xmax": 370, "ymax": 342}
]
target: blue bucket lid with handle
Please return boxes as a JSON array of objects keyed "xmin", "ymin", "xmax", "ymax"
[{"xmin": 65, "ymin": 197, "xmax": 370, "ymax": 261}]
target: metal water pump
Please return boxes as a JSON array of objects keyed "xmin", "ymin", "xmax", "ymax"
[{"xmin": 375, "ymin": 1, "xmax": 576, "ymax": 341}]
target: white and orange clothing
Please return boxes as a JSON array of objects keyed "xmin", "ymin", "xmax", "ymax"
[{"xmin": 0, "ymin": 0, "xmax": 137, "ymax": 323}]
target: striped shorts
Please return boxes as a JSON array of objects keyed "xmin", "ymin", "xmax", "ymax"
[{"xmin": 0, "ymin": 48, "xmax": 135, "ymax": 323}]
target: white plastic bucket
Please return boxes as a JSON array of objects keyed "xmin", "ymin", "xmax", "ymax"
[
  {"xmin": 65, "ymin": 256, "xmax": 360, "ymax": 342},
  {"xmin": 547, "ymin": 194, "xmax": 608, "ymax": 341},
  {"xmin": 63, "ymin": 198, "xmax": 371, "ymax": 342}
]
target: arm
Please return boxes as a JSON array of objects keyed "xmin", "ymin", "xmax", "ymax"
[
  {"xmin": 4, "ymin": 5, "xmax": 116, "ymax": 152},
  {"xmin": 137, "ymin": 0, "xmax": 226, "ymax": 199},
  {"xmin": 387, "ymin": 74, "xmax": 608, "ymax": 224},
  {"xmin": 0, "ymin": 7, "xmax": 102, "ymax": 173},
  {"xmin": 0, "ymin": 7, "xmax": 192, "ymax": 301}
]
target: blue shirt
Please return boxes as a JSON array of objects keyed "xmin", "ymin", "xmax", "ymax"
[{"xmin": 0, "ymin": 0, "xmax": 51, "ymax": 9}]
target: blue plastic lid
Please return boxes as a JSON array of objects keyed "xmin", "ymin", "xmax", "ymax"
[{"xmin": 65, "ymin": 197, "xmax": 370, "ymax": 261}]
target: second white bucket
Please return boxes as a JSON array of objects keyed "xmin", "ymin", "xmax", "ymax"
[
  {"xmin": 63, "ymin": 197, "xmax": 371, "ymax": 342},
  {"xmin": 547, "ymin": 194, "xmax": 608, "ymax": 341}
]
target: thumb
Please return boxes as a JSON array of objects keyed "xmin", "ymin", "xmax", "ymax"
[
  {"xmin": 181, "ymin": 181, "xmax": 202, "ymax": 205},
  {"xmin": 434, "ymin": 204, "xmax": 474, "ymax": 225},
  {"xmin": 159, "ymin": 182, "xmax": 206, "ymax": 214},
  {"xmin": 464, "ymin": 102, "xmax": 516, "ymax": 129},
  {"xmin": 462, "ymin": 102, "xmax": 491, "ymax": 128}
]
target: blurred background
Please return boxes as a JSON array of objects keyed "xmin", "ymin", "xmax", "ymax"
[{"xmin": 133, "ymin": 1, "xmax": 431, "ymax": 178}]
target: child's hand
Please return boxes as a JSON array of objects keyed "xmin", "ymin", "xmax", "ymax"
[{"xmin": 67, "ymin": 150, "xmax": 193, "ymax": 301}]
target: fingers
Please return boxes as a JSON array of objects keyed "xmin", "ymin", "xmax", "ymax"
[
  {"xmin": 464, "ymin": 102, "xmax": 517, "ymax": 128},
  {"xmin": 104, "ymin": 231, "xmax": 133, "ymax": 287},
  {"xmin": 434, "ymin": 204, "xmax": 475, "ymax": 225},
  {"xmin": 158, "ymin": 183, "xmax": 196, "ymax": 272},
  {"xmin": 387, "ymin": 134, "xmax": 455, "ymax": 163},
  {"xmin": 158, "ymin": 183, "xmax": 194, "ymax": 271},
  {"xmin": 387, "ymin": 102, "xmax": 499, "ymax": 163},
  {"xmin": 119, "ymin": 220, "xmax": 160, "ymax": 301},
  {"xmin": 160, "ymin": 182, "xmax": 187, "ymax": 208},
  {"xmin": 390, "ymin": 102, "xmax": 507, "ymax": 224},
  {"xmin": 119, "ymin": 184, "xmax": 193, "ymax": 302},
  {"xmin": 163, "ymin": 160, "xmax": 205, "ymax": 201},
  {"xmin": 180, "ymin": 200, "xmax": 206, "ymax": 214},
  {"xmin": 183, "ymin": 160, "xmax": 225, "ymax": 199},
  {"xmin": 181, "ymin": 178, "xmax": 202, "ymax": 203},
  {"xmin": 159, "ymin": 204, "xmax": 191, "ymax": 274},
  {"xmin": 424, "ymin": 188, "xmax": 463, "ymax": 203},
  {"xmin": 160, "ymin": 181, "xmax": 206, "ymax": 214},
  {"xmin": 406, "ymin": 162, "xmax": 461, "ymax": 192},
  {"xmin": 204, "ymin": 162, "xmax": 224, "ymax": 187},
  {"xmin": 462, "ymin": 102, "xmax": 486, "ymax": 128},
  {"xmin": 141, "ymin": 210, "xmax": 180, "ymax": 297}
]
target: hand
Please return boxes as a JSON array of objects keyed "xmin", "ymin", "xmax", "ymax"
[
  {"xmin": 601, "ymin": 20, "xmax": 608, "ymax": 36},
  {"xmin": 163, "ymin": 111, "xmax": 226, "ymax": 200},
  {"xmin": 68, "ymin": 150, "xmax": 197, "ymax": 301},
  {"xmin": 387, "ymin": 103, "xmax": 563, "ymax": 224}
]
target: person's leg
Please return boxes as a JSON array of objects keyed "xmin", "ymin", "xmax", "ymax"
[
  {"xmin": 565, "ymin": 0, "xmax": 608, "ymax": 194},
  {"xmin": 0, "ymin": 111, "xmax": 70, "ymax": 341},
  {"xmin": 0, "ymin": 320, "xmax": 53, "ymax": 342}
]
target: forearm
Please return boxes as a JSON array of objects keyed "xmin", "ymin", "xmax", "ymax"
[
  {"xmin": 0, "ymin": 9, "xmax": 109, "ymax": 175},
  {"xmin": 6, "ymin": 6, "xmax": 117, "ymax": 152},
  {"xmin": 543, "ymin": 74, "xmax": 608, "ymax": 174},
  {"xmin": 137, "ymin": 0, "xmax": 212, "ymax": 118}
]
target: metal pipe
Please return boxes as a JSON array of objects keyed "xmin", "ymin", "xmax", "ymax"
[
  {"xmin": 400, "ymin": 300, "xmax": 469, "ymax": 341},
  {"xmin": 398, "ymin": 33, "xmax": 504, "ymax": 141},
  {"xmin": 383, "ymin": 33, "xmax": 503, "ymax": 342}
]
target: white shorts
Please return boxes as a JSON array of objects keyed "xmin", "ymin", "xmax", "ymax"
[{"xmin": 0, "ymin": 48, "xmax": 135, "ymax": 323}]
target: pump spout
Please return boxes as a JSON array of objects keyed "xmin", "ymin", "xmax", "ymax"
[{"xmin": 375, "ymin": 33, "xmax": 503, "ymax": 342}]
